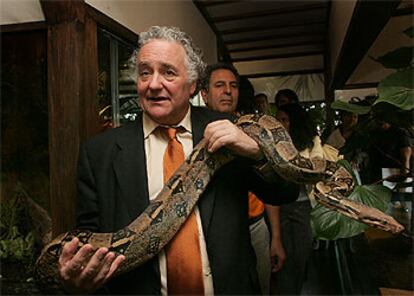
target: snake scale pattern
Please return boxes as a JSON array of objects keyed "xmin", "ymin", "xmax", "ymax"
[{"xmin": 35, "ymin": 114, "xmax": 404, "ymax": 293}]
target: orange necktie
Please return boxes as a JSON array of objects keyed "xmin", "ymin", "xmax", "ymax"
[{"xmin": 162, "ymin": 127, "xmax": 204, "ymax": 295}]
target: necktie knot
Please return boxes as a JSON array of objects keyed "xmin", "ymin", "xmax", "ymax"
[
  {"xmin": 161, "ymin": 126, "xmax": 185, "ymax": 141},
  {"xmin": 166, "ymin": 127, "xmax": 178, "ymax": 140}
]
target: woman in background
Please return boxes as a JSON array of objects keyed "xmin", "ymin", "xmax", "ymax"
[{"xmin": 272, "ymin": 103, "xmax": 318, "ymax": 295}]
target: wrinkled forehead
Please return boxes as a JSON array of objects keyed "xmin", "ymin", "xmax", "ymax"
[
  {"xmin": 137, "ymin": 39, "xmax": 187, "ymax": 65},
  {"xmin": 210, "ymin": 69, "xmax": 238, "ymax": 83}
]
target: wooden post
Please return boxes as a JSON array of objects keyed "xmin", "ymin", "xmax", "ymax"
[{"xmin": 40, "ymin": 0, "xmax": 100, "ymax": 235}]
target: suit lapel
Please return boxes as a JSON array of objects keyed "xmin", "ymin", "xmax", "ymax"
[
  {"xmin": 112, "ymin": 107, "xmax": 217, "ymax": 239},
  {"xmin": 191, "ymin": 106, "xmax": 216, "ymax": 239},
  {"xmin": 113, "ymin": 114, "xmax": 150, "ymax": 221}
]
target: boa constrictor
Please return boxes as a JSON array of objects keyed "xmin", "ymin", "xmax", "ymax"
[{"xmin": 35, "ymin": 114, "xmax": 404, "ymax": 293}]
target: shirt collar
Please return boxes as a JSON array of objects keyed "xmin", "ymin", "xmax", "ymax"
[{"xmin": 143, "ymin": 106, "xmax": 192, "ymax": 139}]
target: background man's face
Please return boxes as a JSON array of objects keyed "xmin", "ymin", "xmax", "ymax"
[
  {"xmin": 255, "ymin": 95, "xmax": 269, "ymax": 113},
  {"xmin": 342, "ymin": 112, "xmax": 358, "ymax": 128},
  {"xmin": 202, "ymin": 69, "xmax": 239, "ymax": 114},
  {"xmin": 137, "ymin": 40, "xmax": 196, "ymax": 125}
]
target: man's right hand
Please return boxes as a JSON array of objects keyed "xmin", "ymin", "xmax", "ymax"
[{"xmin": 59, "ymin": 237, "xmax": 125, "ymax": 294}]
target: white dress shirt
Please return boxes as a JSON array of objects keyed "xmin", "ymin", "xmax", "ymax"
[{"xmin": 142, "ymin": 107, "xmax": 214, "ymax": 295}]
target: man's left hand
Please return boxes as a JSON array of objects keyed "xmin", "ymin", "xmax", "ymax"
[
  {"xmin": 270, "ymin": 237, "xmax": 286, "ymax": 273},
  {"xmin": 204, "ymin": 120, "xmax": 263, "ymax": 160}
]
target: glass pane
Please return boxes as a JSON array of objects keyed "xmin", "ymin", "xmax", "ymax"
[
  {"xmin": 97, "ymin": 29, "xmax": 112, "ymax": 130},
  {"xmin": 118, "ymin": 40, "xmax": 140, "ymax": 125}
]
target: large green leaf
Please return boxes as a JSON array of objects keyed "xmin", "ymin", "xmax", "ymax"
[
  {"xmin": 337, "ymin": 159, "xmax": 359, "ymax": 184},
  {"xmin": 330, "ymin": 100, "xmax": 371, "ymax": 115},
  {"xmin": 371, "ymin": 47, "xmax": 414, "ymax": 69},
  {"xmin": 403, "ymin": 26, "xmax": 414, "ymax": 38},
  {"xmin": 311, "ymin": 184, "xmax": 392, "ymax": 240},
  {"xmin": 375, "ymin": 68, "xmax": 414, "ymax": 110}
]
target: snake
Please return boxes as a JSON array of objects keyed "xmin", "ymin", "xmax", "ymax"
[{"xmin": 34, "ymin": 114, "xmax": 404, "ymax": 293}]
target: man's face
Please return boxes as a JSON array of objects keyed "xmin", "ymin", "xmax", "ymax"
[
  {"xmin": 137, "ymin": 40, "xmax": 196, "ymax": 125},
  {"xmin": 255, "ymin": 95, "xmax": 269, "ymax": 113},
  {"xmin": 343, "ymin": 112, "xmax": 358, "ymax": 128},
  {"xmin": 202, "ymin": 69, "xmax": 239, "ymax": 114}
]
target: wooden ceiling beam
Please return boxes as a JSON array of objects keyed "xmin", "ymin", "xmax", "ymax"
[
  {"xmin": 224, "ymin": 31, "xmax": 324, "ymax": 45},
  {"xmin": 392, "ymin": 6, "xmax": 413, "ymax": 16},
  {"xmin": 193, "ymin": 0, "xmax": 231, "ymax": 61},
  {"xmin": 229, "ymin": 40, "xmax": 323, "ymax": 53},
  {"xmin": 1, "ymin": 21, "xmax": 47, "ymax": 33},
  {"xmin": 330, "ymin": 0, "xmax": 401, "ymax": 90},
  {"xmin": 231, "ymin": 50, "xmax": 323, "ymax": 62},
  {"xmin": 196, "ymin": 0, "xmax": 238, "ymax": 7},
  {"xmin": 242, "ymin": 68, "xmax": 324, "ymax": 79},
  {"xmin": 212, "ymin": 3, "xmax": 327, "ymax": 23},
  {"xmin": 220, "ymin": 20, "xmax": 325, "ymax": 35},
  {"xmin": 343, "ymin": 82, "xmax": 379, "ymax": 90}
]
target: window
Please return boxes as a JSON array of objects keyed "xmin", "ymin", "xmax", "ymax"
[{"xmin": 98, "ymin": 28, "xmax": 140, "ymax": 129}]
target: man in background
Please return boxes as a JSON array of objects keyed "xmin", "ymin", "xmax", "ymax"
[{"xmin": 201, "ymin": 63, "xmax": 286, "ymax": 295}]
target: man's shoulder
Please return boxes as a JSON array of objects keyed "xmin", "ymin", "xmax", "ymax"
[
  {"xmin": 191, "ymin": 105, "xmax": 235, "ymax": 122},
  {"xmin": 83, "ymin": 119, "xmax": 142, "ymax": 150}
]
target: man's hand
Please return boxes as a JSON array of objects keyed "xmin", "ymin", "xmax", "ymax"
[
  {"xmin": 270, "ymin": 237, "xmax": 286, "ymax": 273},
  {"xmin": 59, "ymin": 237, "xmax": 125, "ymax": 294},
  {"xmin": 204, "ymin": 120, "xmax": 263, "ymax": 160}
]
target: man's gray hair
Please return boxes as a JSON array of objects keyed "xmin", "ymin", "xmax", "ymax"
[{"xmin": 137, "ymin": 26, "xmax": 206, "ymax": 85}]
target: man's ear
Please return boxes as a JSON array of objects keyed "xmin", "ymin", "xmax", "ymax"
[
  {"xmin": 189, "ymin": 81, "xmax": 197, "ymax": 96},
  {"xmin": 200, "ymin": 89, "xmax": 208, "ymax": 105}
]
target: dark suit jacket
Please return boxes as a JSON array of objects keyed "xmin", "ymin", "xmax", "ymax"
[{"xmin": 76, "ymin": 106, "xmax": 299, "ymax": 295}]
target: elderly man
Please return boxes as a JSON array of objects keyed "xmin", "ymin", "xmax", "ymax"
[{"xmin": 58, "ymin": 26, "xmax": 298, "ymax": 295}]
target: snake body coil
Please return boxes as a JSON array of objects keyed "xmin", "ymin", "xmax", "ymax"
[{"xmin": 35, "ymin": 114, "xmax": 404, "ymax": 293}]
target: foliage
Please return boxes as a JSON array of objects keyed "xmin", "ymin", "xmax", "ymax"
[
  {"xmin": 376, "ymin": 68, "xmax": 414, "ymax": 110},
  {"xmin": 0, "ymin": 194, "xmax": 36, "ymax": 263},
  {"xmin": 311, "ymin": 161, "xmax": 392, "ymax": 240},
  {"xmin": 330, "ymin": 100, "xmax": 371, "ymax": 115},
  {"xmin": 314, "ymin": 27, "xmax": 414, "ymax": 240},
  {"xmin": 331, "ymin": 27, "xmax": 413, "ymax": 127}
]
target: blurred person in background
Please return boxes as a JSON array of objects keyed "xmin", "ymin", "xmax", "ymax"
[
  {"xmin": 254, "ymin": 93, "xmax": 270, "ymax": 114},
  {"xmin": 325, "ymin": 110, "xmax": 358, "ymax": 150},
  {"xmin": 273, "ymin": 102, "xmax": 335, "ymax": 295},
  {"xmin": 368, "ymin": 119, "xmax": 412, "ymax": 210},
  {"xmin": 274, "ymin": 88, "xmax": 299, "ymax": 108}
]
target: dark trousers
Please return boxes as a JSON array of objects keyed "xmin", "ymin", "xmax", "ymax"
[{"xmin": 272, "ymin": 200, "xmax": 313, "ymax": 295}]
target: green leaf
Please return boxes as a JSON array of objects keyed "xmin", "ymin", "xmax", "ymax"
[
  {"xmin": 375, "ymin": 68, "xmax": 414, "ymax": 110},
  {"xmin": 10, "ymin": 226, "xmax": 20, "ymax": 239},
  {"xmin": 330, "ymin": 100, "xmax": 371, "ymax": 115},
  {"xmin": 0, "ymin": 240, "xmax": 10, "ymax": 258},
  {"xmin": 337, "ymin": 159, "xmax": 359, "ymax": 185},
  {"xmin": 311, "ymin": 184, "xmax": 392, "ymax": 240},
  {"xmin": 371, "ymin": 47, "xmax": 414, "ymax": 69},
  {"xmin": 403, "ymin": 26, "xmax": 414, "ymax": 38}
]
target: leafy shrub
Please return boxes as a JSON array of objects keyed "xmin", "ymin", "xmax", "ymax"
[{"xmin": 0, "ymin": 196, "xmax": 36, "ymax": 263}]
